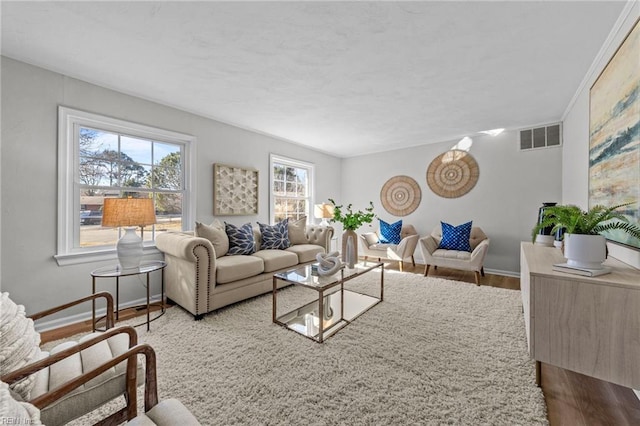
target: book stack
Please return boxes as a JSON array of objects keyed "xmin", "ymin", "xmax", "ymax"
[{"xmin": 552, "ymin": 262, "xmax": 612, "ymax": 277}]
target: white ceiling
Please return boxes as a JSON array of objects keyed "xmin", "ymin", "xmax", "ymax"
[{"xmin": 1, "ymin": 1, "xmax": 626, "ymax": 157}]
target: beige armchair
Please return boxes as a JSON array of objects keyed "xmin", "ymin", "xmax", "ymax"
[
  {"xmin": 419, "ymin": 226, "xmax": 490, "ymax": 285},
  {"xmin": 359, "ymin": 224, "xmax": 419, "ymax": 271},
  {"xmin": 0, "ymin": 292, "xmax": 143, "ymax": 425},
  {"xmin": 2, "ymin": 342, "xmax": 200, "ymax": 425}
]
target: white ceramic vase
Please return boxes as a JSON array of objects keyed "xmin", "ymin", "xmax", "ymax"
[
  {"xmin": 564, "ymin": 233, "xmax": 606, "ymax": 270},
  {"xmin": 117, "ymin": 227, "xmax": 143, "ymax": 270}
]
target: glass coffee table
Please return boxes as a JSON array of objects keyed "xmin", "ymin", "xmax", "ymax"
[{"xmin": 272, "ymin": 261, "xmax": 384, "ymax": 343}]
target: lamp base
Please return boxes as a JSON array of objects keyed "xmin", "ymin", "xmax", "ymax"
[
  {"xmin": 320, "ymin": 219, "xmax": 330, "ymax": 227},
  {"xmin": 117, "ymin": 227, "xmax": 143, "ymax": 270}
]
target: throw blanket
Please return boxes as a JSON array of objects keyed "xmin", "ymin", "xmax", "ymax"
[{"xmin": 0, "ymin": 292, "xmax": 42, "ymax": 400}]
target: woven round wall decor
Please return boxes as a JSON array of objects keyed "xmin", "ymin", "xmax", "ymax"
[
  {"xmin": 426, "ymin": 150, "xmax": 479, "ymax": 198},
  {"xmin": 380, "ymin": 175, "xmax": 422, "ymax": 216}
]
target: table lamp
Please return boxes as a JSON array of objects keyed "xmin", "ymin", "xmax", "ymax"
[
  {"xmin": 102, "ymin": 197, "xmax": 156, "ymax": 270},
  {"xmin": 314, "ymin": 203, "xmax": 334, "ymax": 227}
]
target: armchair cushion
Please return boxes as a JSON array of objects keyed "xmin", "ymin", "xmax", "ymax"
[
  {"xmin": 379, "ymin": 219, "xmax": 402, "ymax": 244},
  {"xmin": 362, "ymin": 232, "xmax": 379, "ymax": 246},
  {"xmin": 438, "ymin": 221, "xmax": 472, "ymax": 252},
  {"xmin": 195, "ymin": 221, "xmax": 229, "ymax": 258},
  {"xmin": 258, "ymin": 219, "xmax": 290, "ymax": 250},
  {"xmin": 225, "ymin": 222, "xmax": 256, "ymax": 255},
  {"xmin": 0, "ymin": 293, "xmax": 42, "ymax": 400}
]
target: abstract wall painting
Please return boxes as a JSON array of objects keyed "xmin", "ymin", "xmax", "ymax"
[{"xmin": 589, "ymin": 19, "xmax": 640, "ymax": 249}]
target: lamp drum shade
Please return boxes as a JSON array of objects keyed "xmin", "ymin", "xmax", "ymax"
[
  {"xmin": 314, "ymin": 203, "xmax": 334, "ymax": 226},
  {"xmin": 102, "ymin": 197, "xmax": 156, "ymax": 270},
  {"xmin": 102, "ymin": 198, "xmax": 156, "ymax": 228}
]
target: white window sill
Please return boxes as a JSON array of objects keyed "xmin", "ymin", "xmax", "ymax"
[{"xmin": 54, "ymin": 246, "xmax": 161, "ymax": 266}]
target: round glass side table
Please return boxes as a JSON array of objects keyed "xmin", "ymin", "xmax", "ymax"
[{"xmin": 91, "ymin": 260, "xmax": 166, "ymax": 331}]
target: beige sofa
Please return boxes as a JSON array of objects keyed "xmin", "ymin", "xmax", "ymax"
[{"xmin": 156, "ymin": 222, "xmax": 333, "ymax": 319}]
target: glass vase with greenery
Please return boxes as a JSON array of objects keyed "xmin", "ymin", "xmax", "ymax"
[{"xmin": 327, "ymin": 199, "xmax": 375, "ymax": 230}]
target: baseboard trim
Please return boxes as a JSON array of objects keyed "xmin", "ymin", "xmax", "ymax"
[
  {"xmin": 34, "ymin": 293, "xmax": 162, "ymax": 333},
  {"xmin": 484, "ymin": 268, "xmax": 519, "ymax": 278}
]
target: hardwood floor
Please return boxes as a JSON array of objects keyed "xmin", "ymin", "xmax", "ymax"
[{"xmin": 41, "ymin": 261, "xmax": 640, "ymax": 425}]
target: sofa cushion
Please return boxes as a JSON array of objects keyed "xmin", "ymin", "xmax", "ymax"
[
  {"xmin": 225, "ymin": 223, "xmax": 256, "ymax": 255},
  {"xmin": 439, "ymin": 221, "xmax": 472, "ymax": 252},
  {"xmin": 287, "ymin": 216, "xmax": 308, "ymax": 245},
  {"xmin": 252, "ymin": 250, "xmax": 298, "ymax": 273},
  {"xmin": 216, "ymin": 255, "xmax": 264, "ymax": 284},
  {"xmin": 286, "ymin": 244, "xmax": 325, "ymax": 263},
  {"xmin": 258, "ymin": 219, "xmax": 290, "ymax": 250},
  {"xmin": 379, "ymin": 219, "xmax": 403, "ymax": 244},
  {"xmin": 195, "ymin": 221, "xmax": 229, "ymax": 258}
]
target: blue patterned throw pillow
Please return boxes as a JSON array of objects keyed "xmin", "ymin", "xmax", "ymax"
[
  {"xmin": 379, "ymin": 219, "xmax": 403, "ymax": 244},
  {"xmin": 225, "ymin": 222, "xmax": 255, "ymax": 255},
  {"xmin": 258, "ymin": 219, "xmax": 290, "ymax": 250},
  {"xmin": 439, "ymin": 221, "xmax": 472, "ymax": 252}
]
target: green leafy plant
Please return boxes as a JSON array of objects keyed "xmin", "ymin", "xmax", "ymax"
[
  {"xmin": 328, "ymin": 198, "xmax": 375, "ymax": 231},
  {"xmin": 531, "ymin": 203, "xmax": 640, "ymax": 242}
]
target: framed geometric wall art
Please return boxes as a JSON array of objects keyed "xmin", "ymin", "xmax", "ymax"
[
  {"xmin": 213, "ymin": 163, "xmax": 259, "ymax": 216},
  {"xmin": 589, "ymin": 18, "xmax": 640, "ymax": 250}
]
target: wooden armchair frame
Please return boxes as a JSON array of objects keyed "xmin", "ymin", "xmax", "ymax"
[
  {"xmin": 29, "ymin": 291, "xmax": 115, "ymax": 331},
  {"xmin": 1, "ymin": 326, "xmax": 140, "ymax": 425}
]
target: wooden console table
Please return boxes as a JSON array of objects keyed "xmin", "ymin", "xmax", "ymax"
[{"xmin": 520, "ymin": 242, "xmax": 639, "ymax": 388}]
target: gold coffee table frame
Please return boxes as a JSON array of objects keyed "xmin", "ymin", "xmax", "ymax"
[{"xmin": 272, "ymin": 261, "xmax": 384, "ymax": 343}]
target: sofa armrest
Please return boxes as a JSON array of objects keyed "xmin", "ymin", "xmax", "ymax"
[
  {"xmin": 156, "ymin": 232, "xmax": 215, "ymax": 261},
  {"xmin": 304, "ymin": 226, "xmax": 334, "ymax": 252},
  {"xmin": 156, "ymin": 232, "xmax": 216, "ymax": 318}
]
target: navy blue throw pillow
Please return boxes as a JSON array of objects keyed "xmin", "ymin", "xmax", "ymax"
[
  {"xmin": 438, "ymin": 221, "xmax": 472, "ymax": 252},
  {"xmin": 258, "ymin": 219, "xmax": 290, "ymax": 250},
  {"xmin": 379, "ymin": 219, "xmax": 403, "ymax": 244},
  {"xmin": 225, "ymin": 222, "xmax": 255, "ymax": 255}
]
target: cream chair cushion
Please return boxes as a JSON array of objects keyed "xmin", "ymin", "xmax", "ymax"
[{"xmin": 125, "ymin": 399, "xmax": 201, "ymax": 426}]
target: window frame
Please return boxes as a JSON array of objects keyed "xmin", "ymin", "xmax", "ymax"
[
  {"xmin": 269, "ymin": 154, "xmax": 315, "ymax": 224},
  {"xmin": 55, "ymin": 106, "xmax": 196, "ymax": 266}
]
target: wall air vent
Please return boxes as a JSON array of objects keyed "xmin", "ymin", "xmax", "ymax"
[{"xmin": 520, "ymin": 123, "xmax": 562, "ymax": 150}]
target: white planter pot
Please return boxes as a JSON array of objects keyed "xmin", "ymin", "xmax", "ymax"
[{"xmin": 564, "ymin": 234, "xmax": 606, "ymax": 270}]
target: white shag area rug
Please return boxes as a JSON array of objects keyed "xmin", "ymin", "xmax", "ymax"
[{"xmin": 60, "ymin": 272, "xmax": 548, "ymax": 425}]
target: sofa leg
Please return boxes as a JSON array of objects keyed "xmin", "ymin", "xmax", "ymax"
[
  {"xmin": 193, "ymin": 314, "xmax": 204, "ymax": 321},
  {"xmin": 424, "ymin": 264, "xmax": 430, "ymax": 277},
  {"xmin": 481, "ymin": 267, "xmax": 485, "ymax": 277},
  {"xmin": 411, "ymin": 256, "xmax": 415, "ymax": 266},
  {"xmin": 474, "ymin": 271, "xmax": 481, "ymax": 286},
  {"xmin": 399, "ymin": 261, "xmax": 404, "ymax": 272},
  {"xmin": 434, "ymin": 265, "xmax": 438, "ymax": 270}
]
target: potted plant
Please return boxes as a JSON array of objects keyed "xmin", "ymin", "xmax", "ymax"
[
  {"xmin": 531, "ymin": 203, "xmax": 640, "ymax": 269},
  {"xmin": 328, "ymin": 199, "xmax": 375, "ymax": 266}
]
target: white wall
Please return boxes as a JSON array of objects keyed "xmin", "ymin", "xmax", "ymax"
[
  {"xmin": 340, "ymin": 131, "xmax": 562, "ymax": 274},
  {"xmin": 562, "ymin": 3, "xmax": 640, "ymax": 268},
  {"xmin": 0, "ymin": 57, "xmax": 342, "ymax": 320}
]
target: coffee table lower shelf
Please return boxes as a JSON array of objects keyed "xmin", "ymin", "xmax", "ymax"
[{"xmin": 275, "ymin": 289, "xmax": 380, "ymax": 342}]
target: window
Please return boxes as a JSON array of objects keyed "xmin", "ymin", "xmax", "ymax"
[
  {"xmin": 56, "ymin": 107, "xmax": 195, "ymax": 265},
  {"xmin": 270, "ymin": 154, "xmax": 314, "ymax": 223}
]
